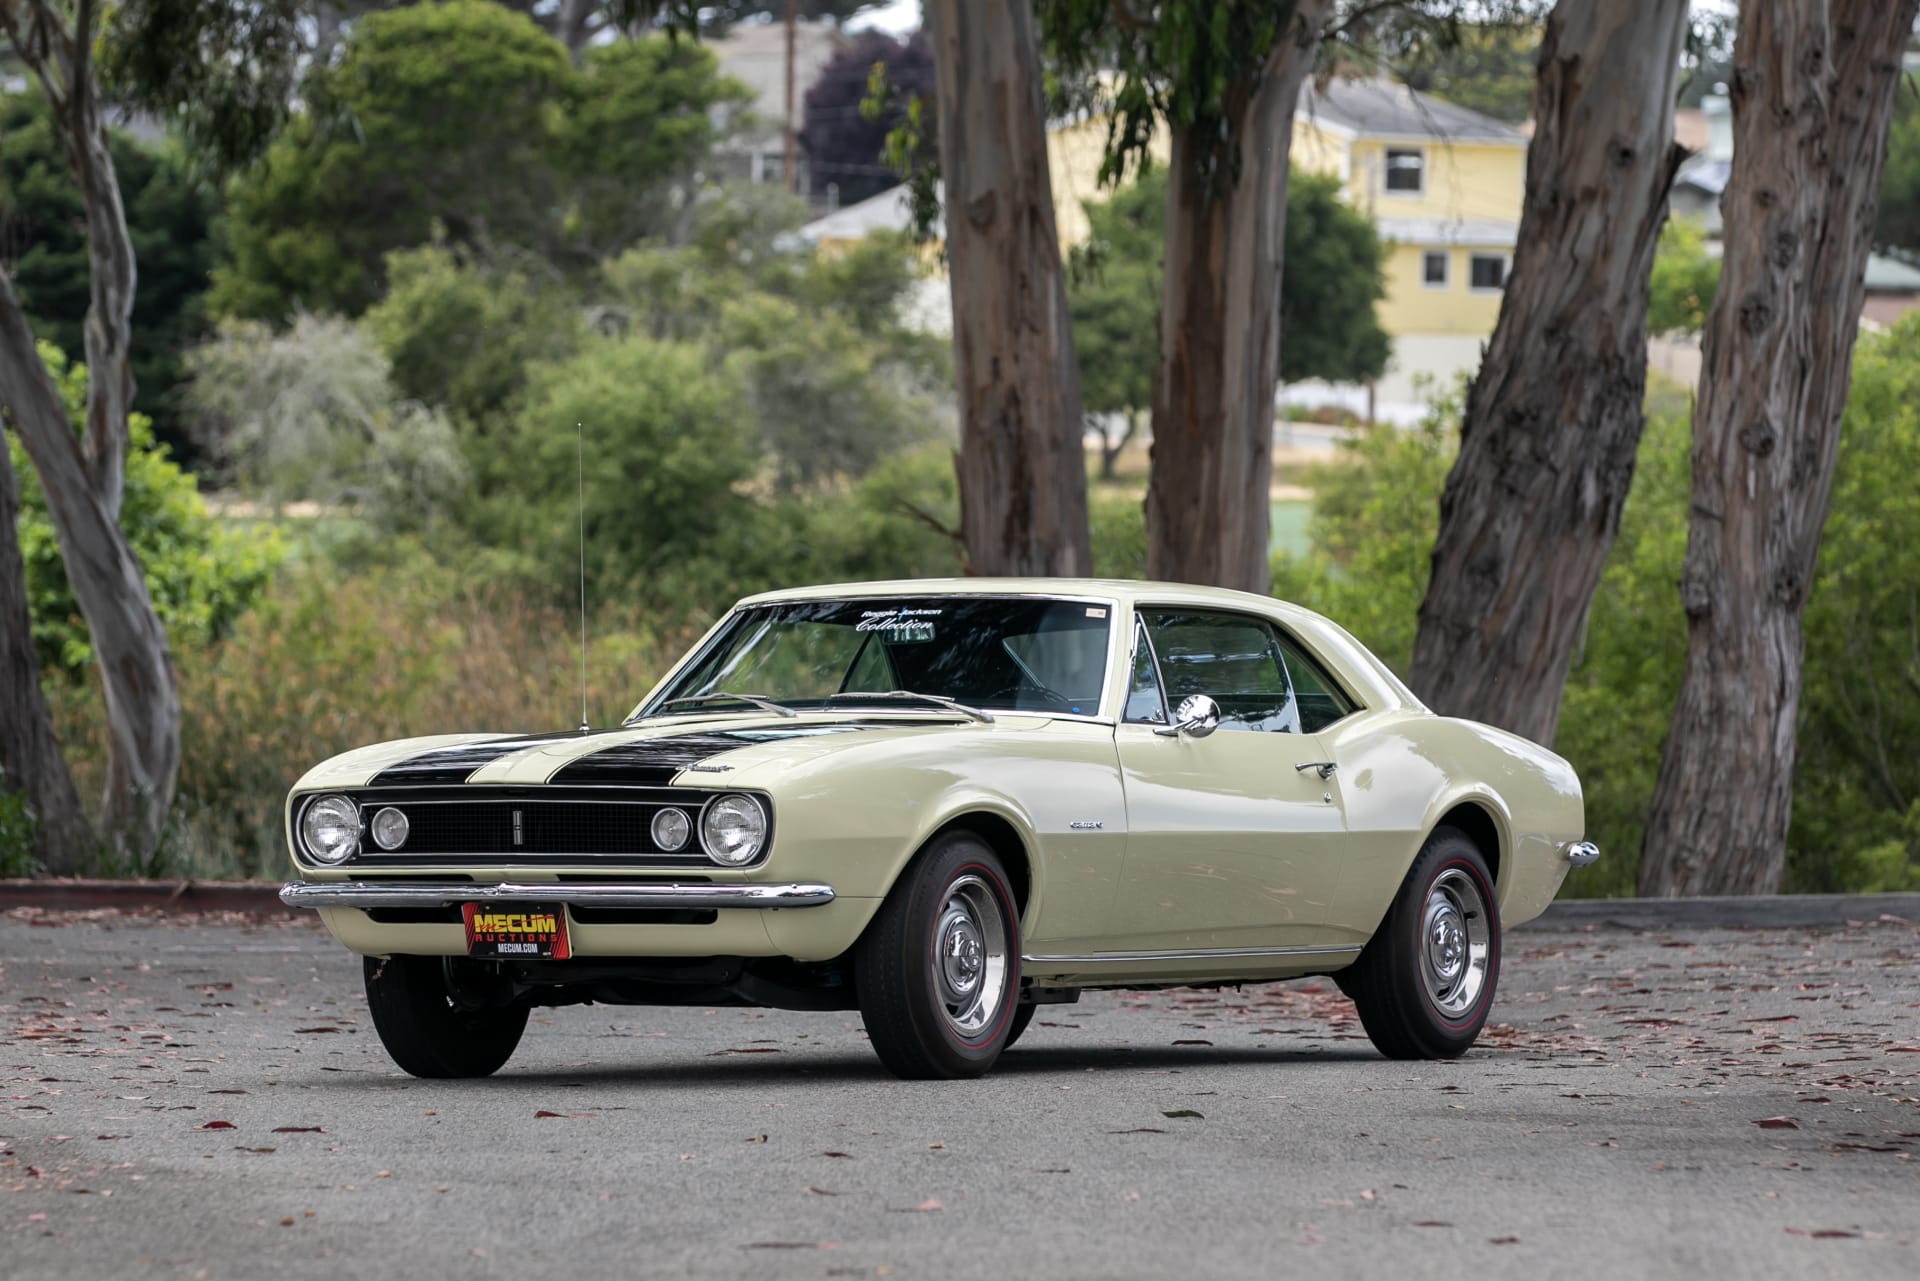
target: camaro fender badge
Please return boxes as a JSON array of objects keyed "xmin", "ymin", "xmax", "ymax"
[
  {"xmin": 686, "ymin": 763, "xmax": 733, "ymax": 773},
  {"xmin": 1068, "ymin": 820, "xmax": 1104, "ymax": 831}
]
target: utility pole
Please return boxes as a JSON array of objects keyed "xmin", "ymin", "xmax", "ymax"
[{"xmin": 784, "ymin": 0, "xmax": 798, "ymax": 194}]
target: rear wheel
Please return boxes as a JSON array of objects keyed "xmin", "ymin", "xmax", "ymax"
[
  {"xmin": 1003, "ymin": 1002, "xmax": 1039, "ymax": 1050},
  {"xmin": 856, "ymin": 833, "xmax": 1021, "ymax": 1079},
  {"xmin": 363, "ymin": 955, "xmax": 528, "ymax": 1079},
  {"xmin": 1341, "ymin": 827, "xmax": 1500, "ymax": 1060}
]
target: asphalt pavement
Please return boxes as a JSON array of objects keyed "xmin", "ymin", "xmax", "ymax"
[{"xmin": 4, "ymin": 907, "xmax": 1917, "ymax": 1281}]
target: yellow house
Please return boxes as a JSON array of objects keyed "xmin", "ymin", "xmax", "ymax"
[
  {"xmin": 1291, "ymin": 77, "xmax": 1528, "ymax": 412},
  {"xmin": 802, "ymin": 75, "xmax": 1526, "ymax": 414}
]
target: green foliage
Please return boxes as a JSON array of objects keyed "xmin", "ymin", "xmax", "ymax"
[
  {"xmin": 363, "ymin": 244, "xmax": 583, "ymax": 424},
  {"xmin": 13, "ymin": 342, "xmax": 284, "ymax": 679},
  {"xmin": 182, "ymin": 314, "xmax": 467, "ymax": 531},
  {"xmin": 482, "ymin": 333, "xmax": 757, "ymax": 591},
  {"xmin": 1790, "ymin": 315, "xmax": 1920, "ymax": 892},
  {"xmin": 1875, "ymin": 83, "xmax": 1920, "ymax": 257},
  {"xmin": 211, "ymin": 2, "xmax": 745, "ymax": 320},
  {"xmin": 1070, "ymin": 165, "xmax": 1388, "ymax": 413},
  {"xmin": 563, "ymin": 37, "xmax": 752, "ymax": 257},
  {"xmin": 1393, "ymin": 21, "xmax": 1541, "ymax": 124},
  {"xmin": 1040, "ymin": 1, "xmax": 1316, "ymax": 191},
  {"xmin": 0, "ymin": 770, "xmax": 34, "ymax": 879},
  {"xmin": 1647, "ymin": 217, "xmax": 1720, "ymax": 336},
  {"xmin": 0, "ymin": 89, "xmax": 216, "ymax": 459}
]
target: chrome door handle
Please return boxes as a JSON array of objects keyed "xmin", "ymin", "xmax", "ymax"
[{"xmin": 1295, "ymin": 761, "xmax": 1337, "ymax": 780}]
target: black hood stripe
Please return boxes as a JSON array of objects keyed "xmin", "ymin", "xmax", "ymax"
[
  {"xmin": 367, "ymin": 732, "xmax": 586, "ymax": 786},
  {"xmin": 548, "ymin": 725, "xmax": 872, "ymax": 786}
]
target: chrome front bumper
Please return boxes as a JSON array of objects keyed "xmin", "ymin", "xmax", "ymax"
[
  {"xmin": 1563, "ymin": 841, "xmax": 1600, "ymax": 867},
  {"xmin": 279, "ymin": 881, "xmax": 836, "ymax": 911}
]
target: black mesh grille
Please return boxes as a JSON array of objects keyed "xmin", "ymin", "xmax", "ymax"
[{"xmin": 388, "ymin": 800, "xmax": 660, "ymax": 856}]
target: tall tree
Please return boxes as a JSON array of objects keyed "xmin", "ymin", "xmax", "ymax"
[
  {"xmin": 1043, "ymin": 0, "xmax": 1334, "ymax": 593},
  {"xmin": 1072, "ymin": 165, "xmax": 1388, "ymax": 479},
  {"xmin": 0, "ymin": 0, "xmax": 177, "ymax": 864},
  {"xmin": 924, "ymin": 0, "xmax": 1091, "ymax": 576},
  {"xmin": 1639, "ymin": 0, "xmax": 1920, "ymax": 897},
  {"xmin": 1406, "ymin": 0, "xmax": 1690, "ymax": 748}
]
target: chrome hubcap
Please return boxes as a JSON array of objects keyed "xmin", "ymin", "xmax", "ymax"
[
  {"xmin": 930, "ymin": 875, "xmax": 1008, "ymax": 1037},
  {"xmin": 1419, "ymin": 868, "xmax": 1490, "ymax": 1018}
]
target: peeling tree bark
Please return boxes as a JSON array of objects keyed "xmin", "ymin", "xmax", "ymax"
[
  {"xmin": 1639, "ymin": 0, "xmax": 1920, "ymax": 897},
  {"xmin": 1144, "ymin": 0, "xmax": 1330, "ymax": 594},
  {"xmin": 1, "ymin": 0, "xmax": 181, "ymax": 864},
  {"xmin": 0, "ymin": 433, "xmax": 95, "ymax": 872},
  {"xmin": 925, "ymin": 0, "xmax": 1092, "ymax": 577},
  {"xmin": 1407, "ymin": 0, "xmax": 1690, "ymax": 747}
]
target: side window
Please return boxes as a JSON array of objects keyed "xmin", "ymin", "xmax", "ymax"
[
  {"xmin": 1272, "ymin": 628, "xmax": 1359, "ymax": 733},
  {"xmin": 1123, "ymin": 622, "xmax": 1168, "ymax": 724},
  {"xmin": 1140, "ymin": 610, "xmax": 1298, "ymax": 733}
]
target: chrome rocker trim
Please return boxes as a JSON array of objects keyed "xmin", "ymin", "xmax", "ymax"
[
  {"xmin": 1022, "ymin": 944, "xmax": 1363, "ymax": 967},
  {"xmin": 280, "ymin": 881, "xmax": 836, "ymax": 911},
  {"xmin": 1563, "ymin": 841, "xmax": 1601, "ymax": 867}
]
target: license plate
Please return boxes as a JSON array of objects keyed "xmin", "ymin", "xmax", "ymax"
[{"xmin": 461, "ymin": 902, "xmax": 571, "ymax": 960}]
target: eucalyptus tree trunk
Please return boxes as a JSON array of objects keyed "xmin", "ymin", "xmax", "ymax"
[
  {"xmin": 1, "ymin": 0, "xmax": 181, "ymax": 864},
  {"xmin": 1407, "ymin": 0, "xmax": 1690, "ymax": 746},
  {"xmin": 0, "ymin": 436, "xmax": 96, "ymax": 873},
  {"xmin": 925, "ymin": 0, "xmax": 1091, "ymax": 577},
  {"xmin": 1144, "ymin": 0, "xmax": 1331, "ymax": 594},
  {"xmin": 1639, "ymin": 0, "xmax": 1920, "ymax": 897}
]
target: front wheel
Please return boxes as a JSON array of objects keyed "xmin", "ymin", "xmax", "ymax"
[
  {"xmin": 1341, "ymin": 827, "xmax": 1500, "ymax": 1060},
  {"xmin": 856, "ymin": 833, "xmax": 1021, "ymax": 1079},
  {"xmin": 363, "ymin": 955, "xmax": 529, "ymax": 1078}
]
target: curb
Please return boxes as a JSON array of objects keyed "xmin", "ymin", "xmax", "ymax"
[
  {"xmin": 1524, "ymin": 892, "xmax": 1920, "ymax": 931},
  {"xmin": 0, "ymin": 878, "xmax": 295, "ymax": 915},
  {"xmin": 3, "ymin": 880, "xmax": 1917, "ymax": 928}
]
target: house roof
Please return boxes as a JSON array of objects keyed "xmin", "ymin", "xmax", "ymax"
[
  {"xmin": 1376, "ymin": 216, "xmax": 1519, "ymax": 249},
  {"xmin": 1299, "ymin": 76, "xmax": 1527, "ymax": 145},
  {"xmin": 798, "ymin": 183, "xmax": 938, "ymax": 242}
]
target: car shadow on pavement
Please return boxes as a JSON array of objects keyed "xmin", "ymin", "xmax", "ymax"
[{"xmin": 295, "ymin": 1041, "xmax": 1381, "ymax": 1091}]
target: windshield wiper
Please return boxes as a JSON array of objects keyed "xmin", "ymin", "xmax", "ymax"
[
  {"xmin": 824, "ymin": 690, "xmax": 995, "ymax": 724},
  {"xmin": 651, "ymin": 692, "xmax": 799, "ymax": 719}
]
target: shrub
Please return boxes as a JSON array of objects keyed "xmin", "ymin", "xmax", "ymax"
[{"xmin": 14, "ymin": 341, "xmax": 284, "ymax": 678}]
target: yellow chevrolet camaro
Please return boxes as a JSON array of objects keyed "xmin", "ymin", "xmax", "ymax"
[{"xmin": 281, "ymin": 579, "xmax": 1596, "ymax": 1080}]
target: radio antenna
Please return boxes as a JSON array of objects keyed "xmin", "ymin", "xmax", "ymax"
[{"xmin": 576, "ymin": 420, "xmax": 589, "ymax": 733}]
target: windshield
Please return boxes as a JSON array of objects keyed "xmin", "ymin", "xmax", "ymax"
[{"xmin": 637, "ymin": 596, "xmax": 1115, "ymax": 719}]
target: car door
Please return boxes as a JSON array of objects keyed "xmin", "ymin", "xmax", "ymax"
[{"xmin": 1109, "ymin": 608, "xmax": 1353, "ymax": 952}]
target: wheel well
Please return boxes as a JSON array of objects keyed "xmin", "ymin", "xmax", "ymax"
[
  {"xmin": 933, "ymin": 812, "xmax": 1032, "ymax": 914},
  {"xmin": 1437, "ymin": 802, "xmax": 1503, "ymax": 890}
]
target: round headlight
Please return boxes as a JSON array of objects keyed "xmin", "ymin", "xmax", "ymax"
[
  {"xmin": 651, "ymin": 806, "xmax": 691, "ymax": 852},
  {"xmin": 300, "ymin": 794, "xmax": 361, "ymax": 864},
  {"xmin": 370, "ymin": 806, "xmax": 410, "ymax": 851},
  {"xmin": 700, "ymin": 794, "xmax": 767, "ymax": 866}
]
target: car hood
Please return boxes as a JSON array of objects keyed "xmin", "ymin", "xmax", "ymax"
[{"xmin": 290, "ymin": 714, "xmax": 1049, "ymax": 793}]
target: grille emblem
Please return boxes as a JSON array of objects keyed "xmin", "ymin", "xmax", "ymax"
[{"xmin": 512, "ymin": 809, "xmax": 524, "ymax": 847}]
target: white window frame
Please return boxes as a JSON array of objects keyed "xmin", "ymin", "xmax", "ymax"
[
  {"xmin": 1421, "ymin": 250, "xmax": 1450, "ymax": 290},
  {"xmin": 1383, "ymin": 146, "xmax": 1425, "ymax": 196},
  {"xmin": 1468, "ymin": 253, "xmax": 1511, "ymax": 294}
]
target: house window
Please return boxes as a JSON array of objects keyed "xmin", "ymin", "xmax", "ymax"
[
  {"xmin": 1384, "ymin": 147, "xmax": 1424, "ymax": 194},
  {"xmin": 1422, "ymin": 251, "xmax": 1449, "ymax": 288},
  {"xmin": 1469, "ymin": 254, "xmax": 1509, "ymax": 292}
]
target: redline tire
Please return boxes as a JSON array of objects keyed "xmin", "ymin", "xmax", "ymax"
[
  {"xmin": 1341, "ymin": 827, "xmax": 1501, "ymax": 1060},
  {"xmin": 1003, "ymin": 1002, "xmax": 1039, "ymax": 1050},
  {"xmin": 856, "ymin": 832, "xmax": 1022, "ymax": 1079},
  {"xmin": 363, "ymin": 955, "xmax": 528, "ymax": 1079}
]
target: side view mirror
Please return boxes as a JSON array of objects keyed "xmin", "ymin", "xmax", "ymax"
[{"xmin": 1154, "ymin": 693, "xmax": 1221, "ymax": 739}]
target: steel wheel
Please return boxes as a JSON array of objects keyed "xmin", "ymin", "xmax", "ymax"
[
  {"xmin": 1419, "ymin": 867, "xmax": 1491, "ymax": 1018},
  {"xmin": 856, "ymin": 832, "xmax": 1022, "ymax": 1079},
  {"xmin": 1339, "ymin": 827, "xmax": 1501, "ymax": 1060},
  {"xmin": 931, "ymin": 874, "xmax": 1010, "ymax": 1038}
]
